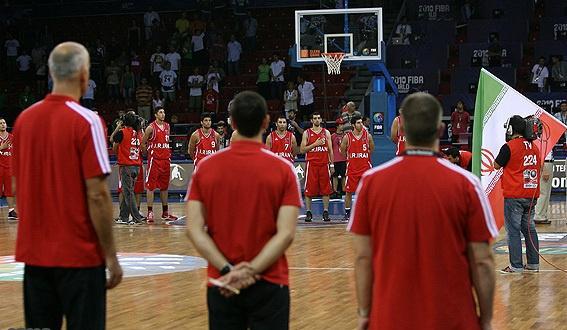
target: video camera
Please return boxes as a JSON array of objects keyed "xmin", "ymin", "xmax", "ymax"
[
  {"xmin": 504, "ymin": 115, "xmax": 543, "ymax": 142},
  {"xmin": 122, "ymin": 112, "xmax": 145, "ymax": 131}
]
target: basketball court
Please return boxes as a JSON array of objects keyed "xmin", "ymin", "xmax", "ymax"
[
  {"xmin": 1, "ymin": 4, "xmax": 567, "ymax": 329},
  {"xmin": 0, "ymin": 199, "xmax": 566, "ymax": 329}
]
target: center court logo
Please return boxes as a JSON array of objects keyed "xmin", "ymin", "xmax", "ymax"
[
  {"xmin": 294, "ymin": 164, "xmax": 305, "ymax": 179},
  {"xmin": 0, "ymin": 253, "xmax": 206, "ymax": 281},
  {"xmin": 494, "ymin": 233, "xmax": 567, "ymax": 255},
  {"xmin": 170, "ymin": 164, "xmax": 185, "ymax": 187}
]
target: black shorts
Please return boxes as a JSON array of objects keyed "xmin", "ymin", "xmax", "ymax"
[
  {"xmin": 207, "ymin": 280, "xmax": 289, "ymax": 330},
  {"xmin": 333, "ymin": 161, "xmax": 346, "ymax": 178},
  {"xmin": 24, "ymin": 265, "xmax": 106, "ymax": 330}
]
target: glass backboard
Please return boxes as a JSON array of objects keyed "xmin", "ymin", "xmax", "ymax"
[{"xmin": 295, "ymin": 8, "xmax": 383, "ymax": 63}]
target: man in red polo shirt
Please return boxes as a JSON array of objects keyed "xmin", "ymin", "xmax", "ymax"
[
  {"xmin": 186, "ymin": 91, "xmax": 301, "ymax": 330},
  {"xmin": 13, "ymin": 42, "xmax": 122, "ymax": 329},
  {"xmin": 443, "ymin": 146, "xmax": 473, "ymax": 171},
  {"xmin": 349, "ymin": 93, "xmax": 497, "ymax": 330}
]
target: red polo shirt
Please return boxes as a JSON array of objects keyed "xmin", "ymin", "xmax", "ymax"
[
  {"xmin": 14, "ymin": 94, "xmax": 111, "ymax": 267},
  {"xmin": 187, "ymin": 140, "xmax": 302, "ymax": 285},
  {"xmin": 348, "ymin": 151, "xmax": 498, "ymax": 330}
]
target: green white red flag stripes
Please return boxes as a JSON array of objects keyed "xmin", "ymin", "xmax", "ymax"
[{"xmin": 471, "ymin": 68, "xmax": 567, "ymax": 229}]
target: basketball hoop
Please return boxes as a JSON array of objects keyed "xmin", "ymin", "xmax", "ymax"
[{"xmin": 321, "ymin": 52, "xmax": 345, "ymax": 75}]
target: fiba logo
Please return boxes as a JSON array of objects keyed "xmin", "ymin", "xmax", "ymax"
[
  {"xmin": 170, "ymin": 164, "xmax": 185, "ymax": 187},
  {"xmin": 481, "ymin": 149, "xmax": 496, "ymax": 175},
  {"xmin": 373, "ymin": 112, "xmax": 384, "ymax": 124}
]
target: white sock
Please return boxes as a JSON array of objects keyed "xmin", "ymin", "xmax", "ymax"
[{"xmin": 9, "ymin": 208, "xmax": 14, "ymax": 212}]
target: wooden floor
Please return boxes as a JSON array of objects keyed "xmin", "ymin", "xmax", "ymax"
[{"xmin": 1, "ymin": 200, "xmax": 567, "ymax": 329}]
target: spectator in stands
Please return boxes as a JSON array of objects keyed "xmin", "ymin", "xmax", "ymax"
[
  {"xmin": 165, "ymin": 46, "xmax": 181, "ymax": 88},
  {"xmin": 16, "ymin": 49, "xmax": 33, "ymax": 80},
  {"xmin": 82, "ymin": 78, "xmax": 96, "ymax": 109},
  {"xmin": 283, "ymin": 81, "xmax": 298, "ymax": 116},
  {"xmin": 170, "ymin": 114, "xmax": 179, "ymax": 132},
  {"xmin": 130, "ymin": 51, "xmax": 142, "ymax": 85},
  {"xmin": 459, "ymin": 0, "xmax": 475, "ymax": 23},
  {"xmin": 227, "ymin": 35, "xmax": 243, "ymax": 76},
  {"xmin": 90, "ymin": 39, "xmax": 105, "ymax": 83},
  {"xmin": 188, "ymin": 68, "xmax": 205, "ymax": 112},
  {"xmin": 150, "ymin": 46, "xmax": 165, "ymax": 85},
  {"xmin": 256, "ymin": 57, "xmax": 271, "ymax": 100},
  {"xmin": 116, "ymin": 50, "xmax": 129, "ymax": 69},
  {"xmin": 136, "ymin": 78, "xmax": 153, "ymax": 121},
  {"xmin": 121, "ymin": 65, "xmax": 136, "ymax": 106},
  {"xmin": 31, "ymin": 42, "xmax": 46, "ymax": 70},
  {"xmin": 175, "ymin": 12, "xmax": 190, "ymax": 42},
  {"xmin": 128, "ymin": 19, "xmax": 141, "ymax": 48},
  {"xmin": 4, "ymin": 33, "xmax": 20, "ymax": 75},
  {"xmin": 105, "ymin": 60, "xmax": 121, "ymax": 103},
  {"xmin": 191, "ymin": 29, "xmax": 207, "ymax": 67},
  {"xmin": 18, "ymin": 85, "xmax": 35, "ymax": 110},
  {"xmin": 207, "ymin": 64, "xmax": 222, "ymax": 93},
  {"xmin": 232, "ymin": 0, "xmax": 249, "ymax": 16},
  {"xmin": 487, "ymin": 34, "xmax": 502, "ymax": 67},
  {"xmin": 243, "ymin": 13, "xmax": 258, "ymax": 51},
  {"xmin": 190, "ymin": 13, "xmax": 207, "ymax": 35},
  {"xmin": 551, "ymin": 55, "xmax": 567, "ymax": 84},
  {"xmin": 152, "ymin": 90, "xmax": 165, "ymax": 112},
  {"xmin": 212, "ymin": 60, "xmax": 226, "ymax": 81},
  {"xmin": 531, "ymin": 56, "xmax": 549, "ymax": 93},
  {"xmin": 297, "ymin": 75, "xmax": 315, "ymax": 121},
  {"xmin": 394, "ymin": 17, "xmax": 412, "ymax": 45},
  {"xmin": 159, "ymin": 61, "xmax": 177, "ymax": 106},
  {"xmin": 286, "ymin": 109, "xmax": 304, "ymax": 152},
  {"xmin": 203, "ymin": 82, "xmax": 220, "ymax": 113},
  {"xmin": 270, "ymin": 54, "xmax": 286, "ymax": 100},
  {"xmin": 341, "ymin": 101, "xmax": 361, "ymax": 132},
  {"xmin": 111, "ymin": 110, "xmax": 126, "ymax": 134},
  {"xmin": 35, "ymin": 56, "xmax": 48, "ymax": 97},
  {"xmin": 144, "ymin": 6, "xmax": 160, "ymax": 41},
  {"xmin": 206, "ymin": 22, "xmax": 220, "ymax": 48},
  {"xmin": 287, "ymin": 44, "xmax": 302, "ymax": 83},
  {"xmin": 363, "ymin": 116, "xmax": 370, "ymax": 130},
  {"xmin": 209, "ymin": 33, "xmax": 226, "ymax": 67},
  {"xmin": 450, "ymin": 100, "xmax": 470, "ymax": 144},
  {"xmin": 555, "ymin": 101, "xmax": 567, "ymax": 130}
]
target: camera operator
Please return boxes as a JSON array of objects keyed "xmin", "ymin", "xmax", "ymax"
[
  {"xmin": 112, "ymin": 112, "xmax": 146, "ymax": 225},
  {"xmin": 494, "ymin": 115, "xmax": 541, "ymax": 274}
]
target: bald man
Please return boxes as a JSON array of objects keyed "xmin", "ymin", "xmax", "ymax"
[
  {"xmin": 341, "ymin": 101, "xmax": 362, "ymax": 132},
  {"xmin": 13, "ymin": 42, "xmax": 122, "ymax": 329}
]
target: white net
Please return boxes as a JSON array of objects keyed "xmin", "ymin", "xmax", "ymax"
[{"xmin": 321, "ymin": 53, "xmax": 345, "ymax": 75}]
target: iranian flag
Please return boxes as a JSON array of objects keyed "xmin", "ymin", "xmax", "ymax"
[{"xmin": 471, "ymin": 68, "xmax": 567, "ymax": 229}]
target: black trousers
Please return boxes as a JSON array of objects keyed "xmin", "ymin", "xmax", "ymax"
[
  {"xmin": 24, "ymin": 265, "xmax": 106, "ymax": 330},
  {"xmin": 207, "ymin": 280, "xmax": 289, "ymax": 330}
]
